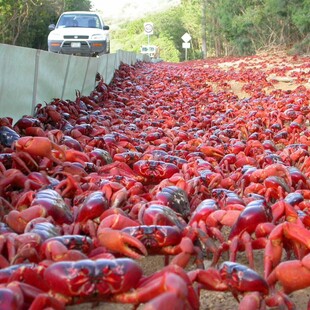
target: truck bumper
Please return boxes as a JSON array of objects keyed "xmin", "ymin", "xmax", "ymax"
[{"xmin": 48, "ymin": 40, "xmax": 109, "ymax": 56}]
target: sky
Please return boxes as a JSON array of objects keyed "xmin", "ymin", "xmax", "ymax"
[
  {"xmin": 91, "ymin": 0, "xmax": 180, "ymax": 21},
  {"xmin": 92, "ymin": 0, "xmax": 147, "ymax": 19},
  {"xmin": 91, "ymin": 0, "xmax": 129, "ymax": 17}
]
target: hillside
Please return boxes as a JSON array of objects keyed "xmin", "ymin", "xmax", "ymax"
[{"xmin": 92, "ymin": 0, "xmax": 180, "ymax": 26}]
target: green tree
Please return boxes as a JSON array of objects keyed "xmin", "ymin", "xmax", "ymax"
[
  {"xmin": 113, "ymin": 6, "xmax": 185, "ymax": 61},
  {"xmin": 1, "ymin": 0, "xmax": 309, "ymax": 59},
  {"xmin": 0, "ymin": 0, "xmax": 92, "ymax": 48},
  {"xmin": 292, "ymin": 0, "xmax": 310, "ymax": 34},
  {"xmin": 0, "ymin": 0, "xmax": 42, "ymax": 45},
  {"xmin": 202, "ymin": 0, "xmax": 309, "ymax": 56},
  {"xmin": 153, "ymin": 36, "xmax": 180, "ymax": 62},
  {"xmin": 180, "ymin": 0, "xmax": 203, "ymax": 58},
  {"xmin": 153, "ymin": 7, "xmax": 186, "ymax": 53},
  {"xmin": 64, "ymin": 0, "xmax": 92, "ymax": 12},
  {"xmin": 17, "ymin": 1, "xmax": 61, "ymax": 49}
]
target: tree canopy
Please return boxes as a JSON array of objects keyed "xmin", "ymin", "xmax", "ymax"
[
  {"xmin": 113, "ymin": 0, "xmax": 309, "ymax": 61},
  {"xmin": 0, "ymin": 0, "xmax": 308, "ymax": 61},
  {"xmin": 0, "ymin": 0, "xmax": 92, "ymax": 48}
]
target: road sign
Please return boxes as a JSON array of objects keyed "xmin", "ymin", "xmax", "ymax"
[
  {"xmin": 182, "ymin": 32, "xmax": 191, "ymax": 43},
  {"xmin": 182, "ymin": 36, "xmax": 191, "ymax": 61},
  {"xmin": 144, "ymin": 22, "xmax": 154, "ymax": 35}
]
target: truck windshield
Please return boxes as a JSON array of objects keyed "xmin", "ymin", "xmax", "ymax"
[{"xmin": 57, "ymin": 14, "xmax": 101, "ymax": 29}]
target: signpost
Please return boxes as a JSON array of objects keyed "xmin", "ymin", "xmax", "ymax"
[
  {"xmin": 181, "ymin": 32, "xmax": 191, "ymax": 61},
  {"xmin": 144, "ymin": 22, "xmax": 154, "ymax": 46}
]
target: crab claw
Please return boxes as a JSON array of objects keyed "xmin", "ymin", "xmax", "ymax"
[
  {"xmin": 97, "ymin": 228, "xmax": 147, "ymax": 259},
  {"xmin": 142, "ymin": 291, "xmax": 188, "ymax": 310},
  {"xmin": 14, "ymin": 136, "xmax": 65, "ymax": 164},
  {"xmin": 198, "ymin": 144, "xmax": 224, "ymax": 160},
  {"xmin": 28, "ymin": 293, "xmax": 65, "ymax": 310}
]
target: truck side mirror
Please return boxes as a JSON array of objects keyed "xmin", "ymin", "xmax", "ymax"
[
  {"xmin": 48, "ymin": 24, "xmax": 56, "ymax": 31},
  {"xmin": 103, "ymin": 25, "xmax": 110, "ymax": 30}
]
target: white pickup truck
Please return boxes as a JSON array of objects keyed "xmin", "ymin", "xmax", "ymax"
[{"xmin": 48, "ymin": 11, "xmax": 110, "ymax": 57}]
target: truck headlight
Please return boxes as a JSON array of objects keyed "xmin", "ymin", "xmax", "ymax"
[
  {"xmin": 48, "ymin": 32, "xmax": 62, "ymax": 40},
  {"xmin": 91, "ymin": 34, "xmax": 107, "ymax": 40}
]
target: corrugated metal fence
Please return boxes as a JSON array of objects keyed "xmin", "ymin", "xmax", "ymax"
[{"xmin": 0, "ymin": 44, "xmax": 147, "ymax": 122}]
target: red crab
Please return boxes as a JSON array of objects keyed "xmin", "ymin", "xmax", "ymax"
[
  {"xmin": 133, "ymin": 160, "xmax": 179, "ymax": 184},
  {"xmin": 189, "ymin": 261, "xmax": 269, "ymax": 309},
  {"xmin": 31, "ymin": 258, "xmax": 143, "ymax": 308},
  {"xmin": 266, "ymin": 252, "xmax": 310, "ymax": 309},
  {"xmin": 5, "ymin": 189, "xmax": 73, "ymax": 233},
  {"xmin": 14, "ymin": 136, "xmax": 66, "ymax": 165}
]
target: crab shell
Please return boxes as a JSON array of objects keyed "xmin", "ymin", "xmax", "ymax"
[{"xmin": 44, "ymin": 258, "xmax": 143, "ymax": 297}]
